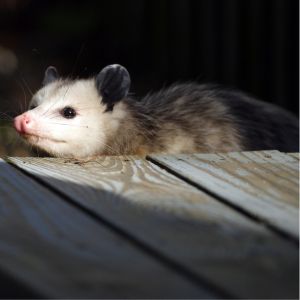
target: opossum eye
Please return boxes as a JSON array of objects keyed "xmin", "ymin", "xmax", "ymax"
[
  {"xmin": 61, "ymin": 106, "xmax": 76, "ymax": 119},
  {"xmin": 29, "ymin": 104, "xmax": 37, "ymax": 110}
]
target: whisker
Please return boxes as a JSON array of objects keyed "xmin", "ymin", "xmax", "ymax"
[
  {"xmin": 47, "ymin": 43, "xmax": 86, "ymax": 117},
  {"xmin": 14, "ymin": 78, "xmax": 29, "ymax": 113},
  {"xmin": 46, "ymin": 122, "xmax": 90, "ymax": 128},
  {"xmin": 45, "ymin": 111, "xmax": 60, "ymax": 119},
  {"xmin": 69, "ymin": 43, "xmax": 86, "ymax": 78},
  {"xmin": 41, "ymin": 81, "xmax": 73, "ymax": 118},
  {"xmin": 0, "ymin": 112, "xmax": 13, "ymax": 118},
  {"xmin": 18, "ymin": 73, "xmax": 33, "ymax": 96},
  {"xmin": 0, "ymin": 114, "xmax": 14, "ymax": 121}
]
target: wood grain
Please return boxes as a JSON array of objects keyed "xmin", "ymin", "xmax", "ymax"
[
  {"xmin": 287, "ymin": 152, "xmax": 300, "ymax": 160},
  {"xmin": 8, "ymin": 154, "xmax": 299, "ymax": 299},
  {"xmin": 149, "ymin": 150, "xmax": 299, "ymax": 238},
  {"xmin": 0, "ymin": 158, "xmax": 214, "ymax": 299}
]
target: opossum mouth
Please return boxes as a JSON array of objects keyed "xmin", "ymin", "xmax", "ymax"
[{"xmin": 22, "ymin": 133, "xmax": 66, "ymax": 143}]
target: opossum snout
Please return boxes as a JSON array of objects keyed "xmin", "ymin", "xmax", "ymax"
[{"xmin": 14, "ymin": 113, "xmax": 34, "ymax": 135}]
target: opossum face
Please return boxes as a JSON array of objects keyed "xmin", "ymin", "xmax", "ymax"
[{"xmin": 13, "ymin": 65, "xmax": 130, "ymax": 158}]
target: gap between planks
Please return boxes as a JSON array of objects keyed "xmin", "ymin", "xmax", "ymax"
[{"xmin": 148, "ymin": 150, "xmax": 299, "ymax": 241}]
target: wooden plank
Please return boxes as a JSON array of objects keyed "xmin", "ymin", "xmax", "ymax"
[
  {"xmin": 149, "ymin": 150, "xmax": 299, "ymax": 238},
  {"xmin": 0, "ymin": 158, "xmax": 214, "ymax": 299},
  {"xmin": 253, "ymin": 151, "xmax": 299, "ymax": 182},
  {"xmin": 287, "ymin": 152, "xmax": 300, "ymax": 160},
  {"xmin": 7, "ymin": 156, "xmax": 299, "ymax": 299}
]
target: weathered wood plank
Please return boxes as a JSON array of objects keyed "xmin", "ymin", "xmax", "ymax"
[
  {"xmin": 8, "ymin": 155, "xmax": 299, "ymax": 299},
  {"xmin": 0, "ymin": 158, "xmax": 214, "ymax": 299},
  {"xmin": 287, "ymin": 152, "xmax": 300, "ymax": 161},
  {"xmin": 149, "ymin": 150, "xmax": 299, "ymax": 238}
]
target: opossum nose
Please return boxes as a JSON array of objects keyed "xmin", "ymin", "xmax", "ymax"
[{"xmin": 13, "ymin": 113, "xmax": 33, "ymax": 134}]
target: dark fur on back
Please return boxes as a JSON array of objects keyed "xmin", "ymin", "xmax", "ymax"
[
  {"xmin": 215, "ymin": 87, "xmax": 299, "ymax": 152},
  {"xmin": 119, "ymin": 83, "xmax": 299, "ymax": 154}
]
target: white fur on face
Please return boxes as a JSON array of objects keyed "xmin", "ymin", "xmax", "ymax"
[{"xmin": 25, "ymin": 79, "xmax": 126, "ymax": 158}]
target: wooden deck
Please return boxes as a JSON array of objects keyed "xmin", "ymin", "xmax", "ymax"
[{"xmin": 0, "ymin": 150, "xmax": 298, "ymax": 298}]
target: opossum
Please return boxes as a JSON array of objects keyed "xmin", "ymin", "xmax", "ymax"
[{"xmin": 13, "ymin": 64, "xmax": 299, "ymax": 158}]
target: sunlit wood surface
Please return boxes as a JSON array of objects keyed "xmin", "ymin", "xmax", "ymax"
[{"xmin": 0, "ymin": 150, "xmax": 298, "ymax": 298}]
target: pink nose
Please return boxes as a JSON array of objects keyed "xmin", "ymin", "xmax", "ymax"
[{"xmin": 13, "ymin": 113, "xmax": 32, "ymax": 134}]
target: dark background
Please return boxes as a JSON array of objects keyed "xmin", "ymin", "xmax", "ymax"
[{"xmin": 0, "ymin": 0, "xmax": 299, "ymax": 118}]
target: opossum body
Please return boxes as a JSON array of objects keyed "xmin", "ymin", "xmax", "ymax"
[{"xmin": 13, "ymin": 64, "xmax": 299, "ymax": 158}]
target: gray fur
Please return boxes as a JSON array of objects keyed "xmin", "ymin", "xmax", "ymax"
[{"xmin": 105, "ymin": 83, "xmax": 299, "ymax": 155}]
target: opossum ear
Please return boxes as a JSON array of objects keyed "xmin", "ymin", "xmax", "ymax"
[
  {"xmin": 43, "ymin": 66, "xmax": 59, "ymax": 86},
  {"xmin": 96, "ymin": 64, "xmax": 131, "ymax": 111}
]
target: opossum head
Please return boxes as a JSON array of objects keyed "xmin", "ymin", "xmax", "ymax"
[{"xmin": 13, "ymin": 64, "xmax": 131, "ymax": 158}]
